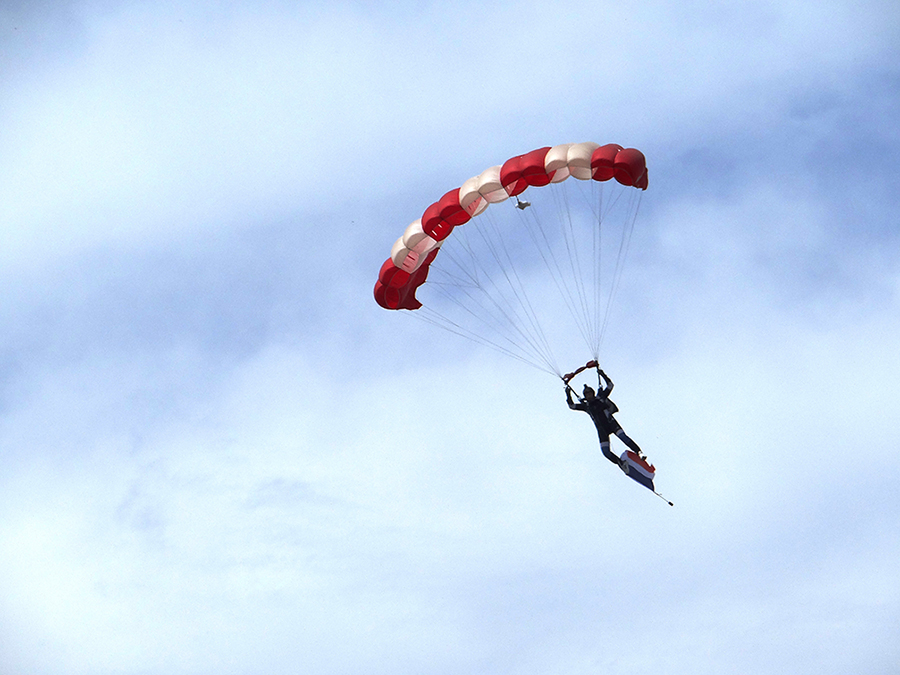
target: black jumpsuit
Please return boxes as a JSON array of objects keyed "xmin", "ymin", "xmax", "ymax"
[{"xmin": 567, "ymin": 388, "xmax": 642, "ymax": 466}]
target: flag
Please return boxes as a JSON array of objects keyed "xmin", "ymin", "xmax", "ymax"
[{"xmin": 620, "ymin": 450, "xmax": 656, "ymax": 491}]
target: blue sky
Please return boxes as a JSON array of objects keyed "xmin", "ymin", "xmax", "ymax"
[{"xmin": 1, "ymin": 1, "xmax": 899, "ymax": 674}]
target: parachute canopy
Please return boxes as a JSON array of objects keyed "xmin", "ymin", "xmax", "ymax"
[
  {"xmin": 373, "ymin": 141, "xmax": 648, "ymax": 377},
  {"xmin": 374, "ymin": 142, "xmax": 647, "ymax": 312}
]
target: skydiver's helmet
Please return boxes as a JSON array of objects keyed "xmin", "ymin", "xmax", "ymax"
[{"xmin": 583, "ymin": 385, "xmax": 595, "ymax": 399}]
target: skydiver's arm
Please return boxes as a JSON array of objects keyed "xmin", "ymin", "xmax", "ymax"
[
  {"xmin": 598, "ymin": 369, "xmax": 614, "ymax": 397},
  {"xmin": 565, "ymin": 387, "xmax": 585, "ymax": 411}
]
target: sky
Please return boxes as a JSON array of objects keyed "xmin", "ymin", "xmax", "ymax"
[{"xmin": 1, "ymin": 1, "xmax": 899, "ymax": 674}]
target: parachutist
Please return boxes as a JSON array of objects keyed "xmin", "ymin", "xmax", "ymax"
[
  {"xmin": 515, "ymin": 197, "xmax": 531, "ymax": 210},
  {"xmin": 566, "ymin": 366, "xmax": 646, "ymax": 469}
]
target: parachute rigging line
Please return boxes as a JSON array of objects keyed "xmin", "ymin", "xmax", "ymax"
[
  {"xmin": 598, "ymin": 188, "xmax": 642, "ymax": 348},
  {"xmin": 421, "ymin": 203, "xmax": 562, "ymax": 375},
  {"xmin": 515, "ymin": 188, "xmax": 597, "ymax": 362}
]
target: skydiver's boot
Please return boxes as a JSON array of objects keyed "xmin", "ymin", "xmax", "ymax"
[{"xmin": 616, "ymin": 430, "xmax": 646, "ymax": 461}]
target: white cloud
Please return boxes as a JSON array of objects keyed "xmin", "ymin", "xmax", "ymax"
[{"xmin": 1, "ymin": 0, "xmax": 898, "ymax": 673}]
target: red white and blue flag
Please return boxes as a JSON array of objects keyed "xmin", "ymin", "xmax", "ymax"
[{"xmin": 620, "ymin": 450, "xmax": 656, "ymax": 491}]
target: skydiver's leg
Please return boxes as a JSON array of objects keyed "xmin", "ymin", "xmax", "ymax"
[
  {"xmin": 615, "ymin": 428, "xmax": 644, "ymax": 457},
  {"xmin": 597, "ymin": 433, "xmax": 620, "ymax": 466}
]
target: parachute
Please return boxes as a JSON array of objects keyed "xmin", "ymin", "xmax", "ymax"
[{"xmin": 373, "ymin": 141, "xmax": 648, "ymax": 377}]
